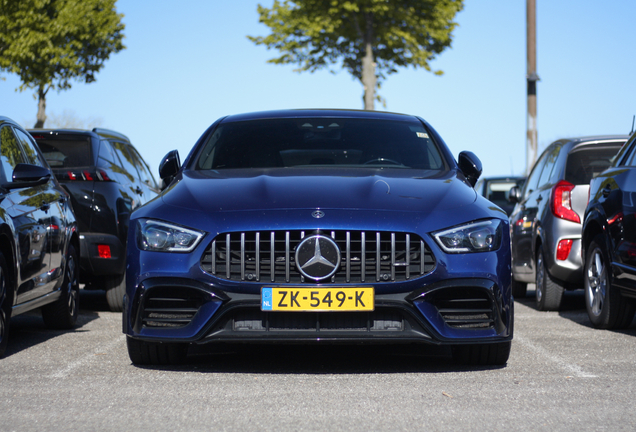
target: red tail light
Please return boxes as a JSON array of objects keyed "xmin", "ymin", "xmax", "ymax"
[
  {"xmin": 97, "ymin": 245, "xmax": 111, "ymax": 259},
  {"xmin": 556, "ymin": 239, "xmax": 573, "ymax": 261},
  {"xmin": 551, "ymin": 180, "xmax": 580, "ymax": 223},
  {"xmin": 63, "ymin": 170, "xmax": 112, "ymax": 181}
]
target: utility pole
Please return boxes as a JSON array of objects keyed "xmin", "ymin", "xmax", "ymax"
[{"xmin": 526, "ymin": 0, "xmax": 539, "ymax": 175}]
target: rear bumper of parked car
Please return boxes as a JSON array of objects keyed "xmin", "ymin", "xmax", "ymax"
[{"xmin": 79, "ymin": 233, "xmax": 126, "ymax": 281}]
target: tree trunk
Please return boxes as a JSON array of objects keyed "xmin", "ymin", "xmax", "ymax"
[
  {"xmin": 361, "ymin": 13, "xmax": 376, "ymax": 111},
  {"xmin": 34, "ymin": 86, "xmax": 47, "ymax": 128}
]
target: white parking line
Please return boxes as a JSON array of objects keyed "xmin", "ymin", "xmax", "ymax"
[
  {"xmin": 49, "ymin": 334, "xmax": 126, "ymax": 379},
  {"xmin": 514, "ymin": 334, "xmax": 597, "ymax": 378}
]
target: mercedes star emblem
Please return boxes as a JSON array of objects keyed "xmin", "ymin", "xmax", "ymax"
[
  {"xmin": 295, "ymin": 234, "xmax": 340, "ymax": 280},
  {"xmin": 312, "ymin": 210, "xmax": 325, "ymax": 219}
]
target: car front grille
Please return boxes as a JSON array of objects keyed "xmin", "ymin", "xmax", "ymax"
[{"xmin": 200, "ymin": 230, "xmax": 435, "ymax": 284}]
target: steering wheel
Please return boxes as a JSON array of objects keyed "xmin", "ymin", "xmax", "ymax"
[{"xmin": 363, "ymin": 157, "xmax": 403, "ymax": 166}]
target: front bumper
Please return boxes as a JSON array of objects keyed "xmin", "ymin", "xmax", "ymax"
[{"xmin": 124, "ymin": 277, "xmax": 513, "ymax": 346}]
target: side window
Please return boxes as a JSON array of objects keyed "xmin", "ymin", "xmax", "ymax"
[
  {"xmin": 128, "ymin": 146, "xmax": 158, "ymax": 189},
  {"xmin": 523, "ymin": 151, "xmax": 548, "ymax": 199},
  {"xmin": 625, "ymin": 143, "xmax": 636, "ymax": 167},
  {"xmin": 13, "ymin": 128, "xmax": 44, "ymax": 167},
  {"xmin": 537, "ymin": 145, "xmax": 560, "ymax": 188},
  {"xmin": 0, "ymin": 125, "xmax": 26, "ymax": 182},
  {"xmin": 110, "ymin": 140, "xmax": 138, "ymax": 182},
  {"xmin": 98, "ymin": 140, "xmax": 117, "ymax": 167}
]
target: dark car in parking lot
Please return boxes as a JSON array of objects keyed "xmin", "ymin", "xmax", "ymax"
[
  {"xmin": 582, "ymin": 132, "xmax": 636, "ymax": 329},
  {"xmin": 508, "ymin": 135, "xmax": 626, "ymax": 310},
  {"xmin": 29, "ymin": 128, "xmax": 159, "ymax": 311},
  {"xmin": 123, "ymin": 109, "xmax": 513, "ymax": 366},
  {"xmin": 475, "ymin": 176, "xmax": 525, "ymax": 215},
  {"xmin": 0, "ymin": 116, "xmax": 80, "ymax": 358}
]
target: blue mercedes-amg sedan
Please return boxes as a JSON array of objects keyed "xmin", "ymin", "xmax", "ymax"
[{"xmin": 123, "ymin": 109, "xmax": 513, "ymax": 366}]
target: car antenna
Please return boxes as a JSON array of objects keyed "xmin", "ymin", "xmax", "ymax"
[{"xmin": 631, "ymin": 115, "xmax": 635, "ymax": 135}]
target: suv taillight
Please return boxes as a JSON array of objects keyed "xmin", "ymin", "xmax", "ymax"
[
  {"xmin": 551, "ymin": 180, "xmax": 580, "ymax": 223},
  {"xmin": 63, "ymin": 170, "xmax": 111, "ymax": 181}
]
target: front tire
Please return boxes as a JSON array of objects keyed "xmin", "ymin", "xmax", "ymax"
[
  {"xmin": 535, "ymin": 245, "xmax": 564, "ymax": 311},
  {"xmin": 104, "ymin": 273, "xmax": 126, "ymax": 312},
  {"xmin": 584, "ymin": 235, "xmax": 635, "ymax": 329},
  {"xmin": 452, "ymin": 341, "xmax": 511, "ymax": 366},
  {"xmin": 42, "ymin": 244, "xmax": 79, "ymax": 329},
  {"xmin": 126, "ymin": 336, "xmax": 188, "ymax": 365},
  {"xmin": 0, "ymin": 252, "xmax": 11, "ymax": 358}
]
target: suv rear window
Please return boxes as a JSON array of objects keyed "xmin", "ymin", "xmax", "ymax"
[
  {"xmin": 31, "ymin": 135, "xmax": 92, "ymax": 168},
  {"xmin": 565, "ymin": 144, "xmax": 622, "ymax": 185}
]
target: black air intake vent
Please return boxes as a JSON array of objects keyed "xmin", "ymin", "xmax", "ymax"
[
  {"xmin": 141, "ymin": 287, "xmax": 207, "ymax": 328},
  {"xmin": 426, "ymin": 288, "xmax": 495, "ymax": 329},
  {"xmin": 200, "ymin": 230, "xmax": 435, "ymax": 284}
]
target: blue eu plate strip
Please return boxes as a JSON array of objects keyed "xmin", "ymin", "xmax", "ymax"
[{"xmin": 261, "ymin": 287, "xmax": 273, "ymax": 310}]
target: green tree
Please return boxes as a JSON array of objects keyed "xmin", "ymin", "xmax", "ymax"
[
  {"xmin": 0, "ymin": 0, "xmax": 125, "ymax": 127},
  {"xmin": 249, "ymin": 0, "xmax": 464, "ymax": 110}
]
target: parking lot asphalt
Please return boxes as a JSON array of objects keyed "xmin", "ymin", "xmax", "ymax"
[{"xmin": 1, "ymin": 287, "xmax": 635, "ymax": 431}]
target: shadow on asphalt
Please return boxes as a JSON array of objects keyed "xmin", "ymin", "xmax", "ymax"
[
  {"xmin": 4, "ymin": 289, "xmax": 110, "ymax": 359},
  {"xmin": 515, "ymin": 287, "xmax": 636, "ymax": 332}
]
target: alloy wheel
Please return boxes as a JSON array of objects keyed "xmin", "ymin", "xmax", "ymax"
[{"xmin": 586, "ymin": 247, "xmax": 607, "ymax": 317}]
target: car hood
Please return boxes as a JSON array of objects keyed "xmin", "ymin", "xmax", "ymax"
[{"xmin": 161, "ymin": 168, "xmax": 477, "ymax": 214}]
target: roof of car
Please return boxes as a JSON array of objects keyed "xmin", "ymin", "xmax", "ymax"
[
  {"xmin": 220, "ymin": 109, "xmax": 419, "ymax": 123},
  {"xmin": 555, "ymin": 135, "xmax": 628, "ymax": 146},
  {"xmin": 28, "ymin": 127, "xmax": 130, "ymax": 142}
]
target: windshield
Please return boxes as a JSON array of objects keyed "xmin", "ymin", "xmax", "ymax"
[
  {"xmin": 565, "ymin": 144, "xmax": 623, "ymax": 185},
  {"xmin": 194, "ymin": 118, "xmax": 446, "ymax": 170},
  {"xmin": 31, "ymin": 135, "xmax": 92, "ymax": 168}
]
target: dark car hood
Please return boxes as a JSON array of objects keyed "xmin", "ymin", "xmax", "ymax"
[{"xmin": 161, "ymin": 168, "xmax": 477, "ymax": 214}]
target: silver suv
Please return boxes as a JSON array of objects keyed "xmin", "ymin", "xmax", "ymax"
[{"xmin": 509, "ymin": 136, "xmax": 626, "ymax": 310}]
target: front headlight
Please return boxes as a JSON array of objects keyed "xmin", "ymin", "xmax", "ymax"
[
  {"xmin": 432, "ymin": 219, "xmax": 502, "ymax": 253},
  {"xmin": 137, "ymin": 219, "xmax": 205, "ymax": 253}
]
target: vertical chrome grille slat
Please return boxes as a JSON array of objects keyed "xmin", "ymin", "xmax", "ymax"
[
  {"xmin": 346, "ymin": 231, "xmax": 351, "ymax": 283},
  {"xmin": 226, "ymin": 233, "xmax": 231, "ymax": 279},
  {"xmin": 270, "ymin": 231, "xmax": 275, "ymax": 283},
  {"xmin": 203, "ymin": 230, "xmax": 434, "ymax": 283},
  {"xmin": 211, "ymin": 240, "xmax": 216, "ymax": 274},
  {"xmin": 255, "ymin": 232, "xmax": 260, "ymax": 282},
  {"xmin": 285, "ymin": 231, "xmax": 290, "ymax": 283},
  {"xmin": 391, "ymin": 232, "xmax": 395, "ymax": 282},
  {"xmin": 240, "ymin": 232, "xmax": 245, "ymax": 281},
  {"xmin": 376, "ymin": 232, "xmax": 381, "ymax": 282},
  {"xmin": 361, "ymin": 232, "xmax": 366, "ymax": 283},
  {"xmin": 406, "ymin": 234, "xmax": 410, "ymax": 280}
]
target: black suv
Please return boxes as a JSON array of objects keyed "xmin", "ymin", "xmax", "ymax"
[
  {"xmin": 582, "ymin": 132, "xmax": 636, "ymax": 328},
  {"xmin": 29, "ymin": 128, "xmax": 159, "ymax": 311},
  {"xmin": 0, "ymin": 116, "xmax": 80, "ymax": 357}
]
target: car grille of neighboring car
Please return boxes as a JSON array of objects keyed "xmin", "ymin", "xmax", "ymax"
[
  {"xmin": 200, "ymin": 230, "xmax": 435, "ymax": 284},
  {"xmin": 425, "ymin": 288, "xmax": 495, "ymax": 329},
  {"xmin": 141, "ymin": 286, "xmax": 208, "ymax": 328}
]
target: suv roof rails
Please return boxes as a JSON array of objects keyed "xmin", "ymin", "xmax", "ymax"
[{"xmin": 92, "ymin": 127, "xmax": 130, "ymax": 142}]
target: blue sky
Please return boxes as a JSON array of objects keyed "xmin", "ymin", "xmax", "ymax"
[{"xmin": 2, "ymin": 0, "xmax": 635, "ymax": 179}]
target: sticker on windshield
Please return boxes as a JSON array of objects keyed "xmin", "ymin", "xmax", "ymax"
[{"xmin": 416, "ymin": 132, "xmax": 429, "ymax": 138}]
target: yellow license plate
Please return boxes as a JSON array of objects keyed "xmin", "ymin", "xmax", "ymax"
[{"xmin": 261, "ymin": 287, "xmax": 374, "ymax": 312}]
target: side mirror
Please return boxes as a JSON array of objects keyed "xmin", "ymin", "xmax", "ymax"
[
  {"xmin": 159, "ymin": 150, "xmax": 181, "ymax": 190},
  {"xmin": 2, "ymin": 163, "xmax": 51, "ymax": 189},
  {"xmin": 458, "ymin": 151, "xmax": 482, "ymax": 187},
  {"xmin": 508, "ymin": 186, "xmax": 521, "ymax": 203}
]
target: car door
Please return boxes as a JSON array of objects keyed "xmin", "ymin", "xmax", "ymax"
[
  {"xmin": 510, "ymin": 151, "xmax": 549, "ymax": 278},
  {"xmin": 604, "ymin": 140, "xmax": 636, "ymax": 294},
  {"xmin": 0, "ymin": 125, "xmax": 55, "ymax": 303},
  {"xmin": 14, "ymin": 127, "xmax": 68, "ymax": 289}
]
